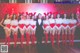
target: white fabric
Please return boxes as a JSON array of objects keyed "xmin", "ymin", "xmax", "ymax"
[
  {"xmin": 43, "ymin": 20, "xmax": 49, "ymax": 25},
  {"xmin": 49, "ymin": 19, "xmax": 55, "ymax": 24},
  {"xmin": 11, "ymin": 20, "xmax": 18, "ymax": 25},
  {"xmin": 4, "ymin": 19, "xmax": 11, "ymax": 24},
  {"xmin": 24, "ymin": 19, "xmax": 30, "ymax": 25},
  {"xmin": 38, "ymin": 19, "xmax": 41, "ymax": 25},
  {"xmin": 18, "ymin": 19, "xmax": 25, "ymax": 24},
  {"xmin": 55, "ymin": 18, "xmax": 63, "ymax": 24}
]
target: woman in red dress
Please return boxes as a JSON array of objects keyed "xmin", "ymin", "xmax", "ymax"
[
  {"xmin": 0, "ymin": 14, "xmax": 11, "ymax": 47},
  {"xmin": 43, "ymin": 15, "xmax": 50, "ymax": 44},
  {"xmin": 18, "ymin": 15, "xmax": 26, "ymax": 48},
  {"xmin": 68, "ymin": 13, "xmax": 77, "ymax": 46},
  {"xmin": 55, "ymin": 14, "xmax": 63, "ymax": 46},
  {"xmin": 11, "ymin": 14, "xmax": 18, "ymax": 47},
  {"xmin": 49, "ymin": 14, "xmax": 56, "ymax": 46}
]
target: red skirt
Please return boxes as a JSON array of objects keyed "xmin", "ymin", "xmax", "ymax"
[
  {"xmin": 43, "ymin": 24, "xmax": 48, "ymax": 28},
  {"xmin": 12, "ymin": 25, "xmax": 17, "ymax": 28},
  {"xmin": 50, "ymin": 23, "xmax": 55, "ymax": 28},
  {"xmin": 6, "ymin": 24, "xmax": 11, "ymax": 28},
  {"xmin": 26, "ymin": 25, "xmax": 30, "ymax": 28},
  {"xmin": 19, "ymin": 24, "xmax": 25, "ymax": 29},
  {"xmin": 62, "ymin": 24, "xmax": 67, "ymax": 27},
  {"xmin": 31, "ymin": 25, "xmax": 35, "ymax": 29},
  {"xmin": 56, "ymin": 24, "xmax": 61, "ymax": 28},
  {"xmin": 69, "ymin": 24, "xmax": 74, "ymax": 28}
]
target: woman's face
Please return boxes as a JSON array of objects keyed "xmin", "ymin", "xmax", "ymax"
[
  {"xmin": 71, "ymin": 13, "xmax": 74, "ymax": 19},
  {"xmin": 21, "ymin": 15, "xmax": 25, "ymax": 19},
  {"xmin": 64, "ymin": 14, "xmax": 67, "ymax": 18},
  {"xmin": 38, "ymin": 14, "xmax": 42, "ymax": 19},
  {"xmin": 32, "ymin": 16, "xmax": 35, "ymax": 19},
  {"xmin": 6, "ymin": 14, "xmax": 10, "ymax": 19},
  {"xmin": 51, "ymin": 15, "xmax": 54, "ymax": 18},
  {"xmin": 27, "ymin": 15, "xmax": 30, "ymax": 19},
  {"xmin": 13, "ymin": 15, "xmax": 16, "ymax": 19}
]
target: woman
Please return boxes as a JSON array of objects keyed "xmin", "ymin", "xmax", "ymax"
[
  {"xmin": 68, "ymin": 13, "xmax": 77, "ymax": 46},
  {"xmin": 43, "ymin": 15, "xmax": 50, "ymax": 44},
  {"xmin": 55, "ymin": 14, "xmax": 63, "ymax": 46},
  {"xmin": 11, "ymin": 14, "xmax": 18, "ymax": 47},
  {"xmin": 30, "ymin": 15, "xmax": 36, "ymax": 45},
  {"xmin": 18, "ymin": 15, "xmax": 25, "ymax": 48},
  {"xmin": 0, "ymin": 14, "xmax": 11, "ymax": 47},
  {"xmin": 62, "ymin": 14, "xmax": 69, "ymax": 45},
  {"xmin": 49, "ymin": 14, "xmax": 56, "ymax": 46},
  {"xmin": 24, "ymin": 15, "xmax": 31, "ymax": 46}
]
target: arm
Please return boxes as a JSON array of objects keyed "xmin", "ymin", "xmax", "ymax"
[{"xmin": 0, "ymin": 19, "xmax": 5, "ymax": 28}]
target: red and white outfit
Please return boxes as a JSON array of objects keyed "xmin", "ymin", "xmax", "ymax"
[
  {"xmin": 43, "ymin": 19, "xmax": 50, "ymax": 30},
  {"xmin": 69, "ymin": 19, "xmax": 77, "ymax": 29},
  {"xmin": 62, "ymin": 19, "xmax": 70, "ymax": 45},
  {"xmin": 11, "ymin": 20, "xmax": 18, "ymax": 31},
  {"xmin": 18, "ymin": 19, "xmax": 25, "ymax": 47},
  {"xmin": 49, "ymin": 19, "xmax": 56, "ymax": 30},
  {"xmin": 49, "ymin": 19, "xmax": 56, "ymax": 46},
  {"xmin": 43, "ymin": 19, "xmax": 50, "ymax": 44},
  {"xmin": 11, "ymin": 20, "xmax": 18, "ymax": 47},
  {"xmin": 4, "ymin": 19, "xmax": 11, "ymax": 47},
  {"xmin": 4, "ymin": 19, "xmax": 11, "ymax": 30},
  {"xmin": 25, "ymin": 19, "xmax": 31, "ymax": 30},
  {"xmin": 62, "ymin": 19, "xmax": 70, "ymax": 29},
  {"xmin": 18, "ymin": 19, "xmax": 25, "ymax": 30},
  {"xmin": 30, "ymin": 20, "xmax": 36, "ymax": 31},
  {"xmin": 55, "ymin": 18, "xmax": 63, "ymax": 30},
  {"xmin": 30, "ymin": 20, "xmax": 36, "ymax": 45},
  {"xmin": 55, "ymin": 18, "xmax": 63, "ymax": 46},
  {"xmin": 69, "ymin": 19, "xmax": 77, "ymax": 46},
  {"xmin": 24, "ymin": 19, "xmax": 31, "ymax": 46}
]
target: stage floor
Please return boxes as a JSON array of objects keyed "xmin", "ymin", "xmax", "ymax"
[{"xmin": 7, "ymin": 43, "xmax": 80, "ymax": 53}]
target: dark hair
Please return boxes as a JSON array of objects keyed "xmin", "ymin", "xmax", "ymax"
[
  {"xmin": 11, "ymin": 14, "xmax": 17, "ymax": 20},
  {"xmin": 4, "ymin": 14, "xmax": 9, "ymax": 20}
]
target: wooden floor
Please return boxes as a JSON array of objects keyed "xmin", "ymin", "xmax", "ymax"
[{"xmin": 8, "ymin": 43, "xmax": 80, "ymax": 53}]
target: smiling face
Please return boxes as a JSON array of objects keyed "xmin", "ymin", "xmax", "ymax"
[
  {"xmin": 51, "ymin": 14, "xmax": 54, "ymax": 18},
  {"xmin": 64, "ymin": 14, "xmax": 67, "ymax": 18},
  {"xmin": 6, "ymin": 14, "xmax": 10, "ymax": 19},
  {"xmin": 38, "ymin": 13, "xmax": 42, "ymax": 19}
]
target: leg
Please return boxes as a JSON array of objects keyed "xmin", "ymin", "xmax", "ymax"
[{"xmin": 19, "ymin": 29, "xmax": 25, "ymax": 48}]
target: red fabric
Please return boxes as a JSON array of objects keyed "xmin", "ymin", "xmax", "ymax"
[
  {"xmin": 57, "ymin": 34, "xmax": 60, "ymax": 46},
  {"xmin": 62, "ymin": 24, "xmax": 67, "ymax": 27},
  {"xmin": 31, "ymin": 34, "xmax": 36, "ymax": 45},
  {"xmin": 31, "ymin": 25, "xmax": 35, "ymax": 29},
  {"xmin": 14, "ymin": 34, "xmax": 17, "ymax": 47},
  {"xmin": 62, "ymin": 34, "xmax": 65, "ymax": 45},
  {"xmin": 5, "ymin": 36, "xmax": 10, "ymax": 47},
  {"xmin": 50, "ymin": 34, "xmax": 54, "ymax": 46},
  {"xmin": 26, "ymin": 33, "xmax": 30, "ymax": 46},
  {"xmin": 21, "ymin": 35, "xmax": 24, "ymax": 48},
  {"xmin": 26, "ymin": 25, "xmax": 30, "ymax": 28},
  {"xmin": 6, "ymin": 24, "xmax": 11, "ymax": 28},
  {"xmin": 19, "ymin": 24, "xmax": 25, "ymax": 29},
  {"xmin": 45, "ymin": 33, "xmax": 48, "ymax": 44},
  {"xmin": 44, "ymin": 24, "xmax": 48, "ymax": 28},
  {"xmin": 50, "ymin": 23, "xmax": 55, "ymax": 28},
  {"xmin": 56, "ymin": 24, "xmax": 61, "ymax": 28},
  {"xmin": 12, "ymin": 25, "xmax": 17, "ymax": 28},
  {"xmin": 71, "ymin": 34, "xmax": 74, "ymax": 46},
  {"xmin": 69, "ymin": 24, "xmax": 74, "ymax": 28}
]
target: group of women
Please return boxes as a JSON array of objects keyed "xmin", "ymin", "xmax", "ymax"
[{"xmin": 0, "ymin": 12, "xmax": 78, "ymax": 48}]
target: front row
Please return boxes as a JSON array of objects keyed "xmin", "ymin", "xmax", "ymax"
[{"xmin": 0, "ymin": 14, "xmax": 77, "ymax": 48}]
